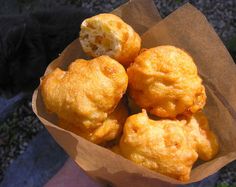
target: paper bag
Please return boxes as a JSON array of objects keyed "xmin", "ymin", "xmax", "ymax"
[{"xmin": 32, "ymin": 1, "xmax": 236, "ymax": 186}]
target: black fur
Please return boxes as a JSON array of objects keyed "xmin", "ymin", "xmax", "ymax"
[{"xmin": 0, "ymin": 8, "xmax": 93, "ymax": 94}]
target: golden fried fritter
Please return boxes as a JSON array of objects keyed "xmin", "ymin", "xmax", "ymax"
[
  {"xmin": 119, "ymin": 110, "xmax": 198, "ymax": 181},
  {"xmin": 41, "ymin": 56, "xmax": 128, "ymax": 131},
  {"xmin": 58, "ymin": 100, "xmax": 128, "ymax": 145},
  {"xmin": 127, "ymin": 45, "xmax": 206, "ymax": 118},
  {"xmin": 118, "ymin": 110, "xmax": 219, "ymax": 181},
  {"xmin": 182, "ymin": 112, "xmax": 219, "ymax": 161},
  {"xmin": 79, "ymin": 13, "xmax": 141, "ymax": 67}
]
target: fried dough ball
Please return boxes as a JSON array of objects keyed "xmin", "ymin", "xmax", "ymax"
[
  {"xmin": 182, "ymin": 112, "xmax": 219, "ymax": 161},
  {"xmin": 58, "ymin": 100, "xmax": 128, "ymax": 145},
  {"xmin": 79, "ymin": 13, "xmax": 141, "ymax": 67},
  {"xmin": 127, "ymin": 46, "xmax": 206, "ymax": 118},
  {"xmin": 118, "ymin": 110, "xmax": 219, "ymax": 181},
  {"xmin": 41, "ymin": 56, "xmax": 128, "ymax": 131},
  {"xmin": 119, "ymin": 110, "xmax": 198, "ymax": 181}
]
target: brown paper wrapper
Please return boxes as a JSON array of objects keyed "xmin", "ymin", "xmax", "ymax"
[{"xmin": 32, "ymin": 1, "xmax": 236, "ymax": 186}]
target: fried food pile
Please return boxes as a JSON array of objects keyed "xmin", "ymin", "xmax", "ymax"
[{"xmin": 41, "ymin": 13, "xmax": 219, "ymax": 181}]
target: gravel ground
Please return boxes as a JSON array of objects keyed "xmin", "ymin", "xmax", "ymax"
[
  {"xmin": 0, "ymin": 0, "xmax": 236, "ymax": 186},
  {"xmin": 217, "ymin": 165, "xmax": 236, "ymax": 187},
  {"xmin": 0, "ymin": 99, "xmax": 43, "ymax": 182}
]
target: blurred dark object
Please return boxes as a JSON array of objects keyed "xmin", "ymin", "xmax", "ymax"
[
  {"xmin": 0, "ymin": 7, "xmax": 93, "ymax": 183},
  {"xmin": 0, "ymin": 8, "xmax": 93, "ymax": 95}
]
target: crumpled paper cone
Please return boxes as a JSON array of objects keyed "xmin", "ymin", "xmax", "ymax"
[{"xmin": 32, "ymin": 1, "xmax": 236, "ymax": 186}]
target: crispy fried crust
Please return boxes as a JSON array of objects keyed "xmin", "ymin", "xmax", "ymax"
[
  {"xmin": 118, "ymin": 110, "xmax": 218, "ymax": 181},
  {"xmin": 127, "ymin": 45, "xmax": 206, "ymax": 118},
  {"xmin": 41, "ymin": 56, "xmax": 128, "ymax": 131},
  {"xmin": 79, "ymin": 13, "xmax": 141, "ymax": 67},
  {"xmin": 58, "ymin": 100, "xmax": 129, "ymax": 145},
  {"xmin": 119, "ymin": 110, "xmax": 198, "ymax": 181},
  {"xmin": 182, "ymin": 112, "xmax": 219, "ymax": 161}
]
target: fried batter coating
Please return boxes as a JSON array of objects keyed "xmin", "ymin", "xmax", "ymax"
[
  {"xmin": 41, "ymin": 56, "xmax": 128, "ymax": 131},
  {"xmin": 79, "ymin": 13, "xmax": 141, "ymax": 67},
  {"xmin": 119, "ymin": 110, "xmax": 198, "ymax": 181},
  {"xmin": 127, "ymin": 46, "xmax": 206, "ymax": 118},
  {"xmin": 118, "ymin": 110, "xmax": 219, "ymax": 181},
  {"xmin": 182, "ymin": 112, "xmax": 219, "ymax": 161},
  {"xmin": 58, "ymin": 100, "xmax": 128, "ymax": 145}
]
